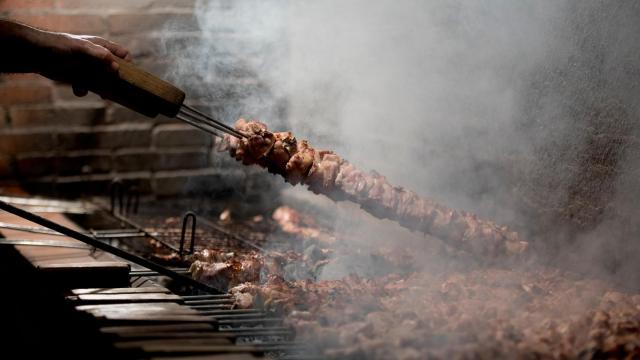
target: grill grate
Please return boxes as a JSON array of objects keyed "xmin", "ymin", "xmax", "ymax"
[{"xmin": 0, "ymin": 194, "xmax": 317, "ymax": 359}]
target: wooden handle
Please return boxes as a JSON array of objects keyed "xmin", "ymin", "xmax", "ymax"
[{"xmin": 86, "ymin": 57, "xmax": 186, "ymax": 118}]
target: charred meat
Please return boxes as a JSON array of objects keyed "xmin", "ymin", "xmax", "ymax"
[
  {"xmin": 219, "ymin": 119, "xmax": 528, "ymax": 258},
  {"xmin": 230, "ymin": 269, "xmax": 640, "ymax": 359}
]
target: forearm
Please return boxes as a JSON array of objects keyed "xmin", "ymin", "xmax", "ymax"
[
  {"xmin": 0, "ymin": 19, "xmax": 46, "ymax": 73},
  {"xmin": 1, "ymin": 18, "xmax": 131, "ymax": 98}
]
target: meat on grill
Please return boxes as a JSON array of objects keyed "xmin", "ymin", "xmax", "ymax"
[
  {"xmin": 229, "ymin": 269, "xmax": 640, "ymax": 359},
  {"xmin": 188, "ymin": 247, "xmax": 330, "ymax": 291},
  {"xmin": 230, "ymin": 274, "xmax": 384, "ymax": 314},
  {"xmin": 219, "ymin": 119, "xmax": 528, "ymax": 258},
  {"xmin": 189, "ymin": 250, "xmax": 263, "ymax": 291}
]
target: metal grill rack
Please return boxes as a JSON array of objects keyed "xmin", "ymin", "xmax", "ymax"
[{"xmin": 0, "ymin": 195, "xmax": 320, "ymax": 359}]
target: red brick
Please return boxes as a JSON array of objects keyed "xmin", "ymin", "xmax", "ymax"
[
  {"xmin": 156, "ymin": 34, "xmax": 201, "ymax": 56},
  {"xmin": 14, "ymin": 154, "xmax": 55, "ymax": 177},
  {"xmin": 114, "ymin": 148, "xmax": 208, "ymax": 172},
  {"xmin": 152, "ymin": 0, "xmax": 195, "ymax": 8},
  {"xmin": 57, "ymin": 124, "xmax": 152, "ymax": 150},
  {"xmin": 16, "ymin": 151, "xmax": 112, "ymax": 177},
  {"xmin": 56, "ymin": 0, "xmax": 154, "ymax": 8},
  {"xmin": 137, "ymin": 58, "xmax": 171, "ymax": 78},
  {"xmin": 53, "ymin": 84, "xmax": 105, "ymax": 103},
  {"xmin": 0, "ymin": 128, "xmax": 56, "ymax": 154},
  {"xmin": 24, "ymin": 177, "xmax": 112, "ymax": 194},
  {"xmin": 107, "ymin": 13, "xmax": 198, "ymax": 36},
  {"xmin": 108, "ymin": 104, "xmax": 173, "ymax": 124},
  {"xmin": 0, "ymin": 154, "xmax": 12, "ymax": 178},
  {"xmin": 184, "ymin": 80, "xmax": 257, "ymax": 104},
  {"xmin": 113, "ymin": 150, "xmax": 156, "ymax": 172},
  {"xmin": 109, "ymin": 35, "xmax": 164, "ymax": 59},
  {"xmin": 0, "ymin": 107, "xmax": 6, "ymax": 126},
  {"xmin": 25, "ymin": 172, "xmax": 152, "ymax": 194},
  {"xmin": 155, "ymin": 149, "xmax": 208, "ymax": 170},
  {"xmin": 10, "ymin": 14, "xmax": 106, "ymax": 34},
  {"xmin": 152, "ymin": 168, "xmax": 242, "ymax": 196},
  {"xmin": 107, "ymin": 104, "xmax": 146, "ymax": 123},
  {"xmin": 152, "ymin": 123, "xmax": 212, "ymax": 147},
  {"xmin": 9, "ymin": 104, "xmax": 106, "ymax": 127},
  {"xmin": 56, "ymin": 0, "xmax": 195, "ymax": 9},
  {"xmin": 108, "ymin": 34, "xmax": 201, "ymax": 60},
  {"xmin": 106, "ymin": 104, "xmax": 176, "ymax": 124},
  {"xmin": 60, "ymin": 152, "xmax": 112, "ymax": 175},
  {"xmin": 0, "ymin": 0, "xmax": 54, "ymax": 10},
  {"xmin": 0, "ymin": 83, "xmax": 51, "ymax": 106}
]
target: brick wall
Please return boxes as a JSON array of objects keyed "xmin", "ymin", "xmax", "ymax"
[{"xmin": 0, "ymin": 0, "xmax": 284, "ymax": 199}]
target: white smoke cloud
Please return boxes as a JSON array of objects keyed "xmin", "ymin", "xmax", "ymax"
[{"xmin": 184, "ymin": 0, "xmax": 640, "ymax": 284}]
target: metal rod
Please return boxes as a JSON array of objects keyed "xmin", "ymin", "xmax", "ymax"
[
  {"xmin": 0, "ymin": 222, "xmax": 145, "ymax": 238},
  {"xmin": 207, "ymin": 314, "xmax": 270, "ymax": 320},
  {"xmin": 0, "ymin": 199, "xmax": 222, "ymax": 294},
  {"xmin": 179, "ymin": 211, "xmax": 197, "ymax": 257},
  {"xmin": 129, "ymin": 268, "xmax": 189, "ymax": 276},
  {"xmin": 0, "ymin": 239, "xmax": 94, "ymax": 250},
  {"xmin": 176, "ymin": 113, "xmax": 224, "ymax": 138},
  {"xmin": 224, "ymin": 326, "xmax": 292, "ymax": 334},
  {"xmin": 107, "ymin": 210, "xmax": 181, "ymax": 253},
  {"xmin": 110, "ymin": 180, "xmax": 124, "ymax": 215},
  {"xmin": 0, "ymin": 221, "xmax": 67, "ymax": 235},
  {"xmin": 198, "ymin": 309, "xmax": 261, "ymax": 315},
  {"xmin": 0, "ymin": 196, "xmax": 94, "ymax": 214},
  {"xmin": 181, "ymin": 105, "xmax": 246, "ymax": 138},
  {"xmin": 185, "ymin": 299, "xmax": 235, "ymax": 305},
  {"xmin": 218, "ymin": 318, "xmax": 283, "ymax": 325},
  {"xmin": 182, "ymin": 294, "xmax": 233, "ymax": 300},
  {"xmin": 178, "ymin": 110, "xmax": 232, "ymax": 137},
  {"xmin": 126, "ymin": 186, "xmax": 140, "ymax": 215},
  {"xmin": 180, "ymin": 104, "xmax": 247, "ymax": 138}
]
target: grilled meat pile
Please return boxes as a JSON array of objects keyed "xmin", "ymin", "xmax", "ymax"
[
  {"xmin": 230, "ymin": 269, "xmax": 640, "ymax": 359},
  {"xmin": 220, "ymin": 119, "xmax": 527, "ymax": 259},
  {"xmin": 174, "ymin": 202, "xmax": 639, "ymax": 359},
  {"xmin": 188, "ymin": 247, "xmax": 331, "ymax": 291}
]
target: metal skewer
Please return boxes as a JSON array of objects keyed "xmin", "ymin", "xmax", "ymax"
[
  {"xmin": 176, "ymin": 113, "xmax": 223, "ymax": 138},
  {"xmin": 176, "ymin": 104, "xmax": 247, "ymax": 139}
]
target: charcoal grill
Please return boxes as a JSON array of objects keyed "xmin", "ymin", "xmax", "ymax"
[{"xmin": 0, "ymin": 190, "xmax": 316, "ymax": 360}]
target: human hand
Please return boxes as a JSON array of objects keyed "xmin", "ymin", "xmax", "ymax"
[{"xmin": 31, "ymin": 30, "xmax": 132, "ymax": 96}]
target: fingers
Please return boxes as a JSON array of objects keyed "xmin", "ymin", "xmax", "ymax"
[
  {"xmin": 75, "ymin": 40, "xmax": 118, "ymax": 71},
  {"xmin": 86, "ymin": 36, "xmax": 132, "ymax": 62}
]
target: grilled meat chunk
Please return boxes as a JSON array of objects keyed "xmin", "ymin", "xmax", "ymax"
[{"xmin": 189, "ymin": 255, "xmax": 261, "ymax": 291}]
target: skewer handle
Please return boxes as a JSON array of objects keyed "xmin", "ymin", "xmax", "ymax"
[{"xmin": 86, "ymin": 57, "xmax": 186, "ymax": 118}]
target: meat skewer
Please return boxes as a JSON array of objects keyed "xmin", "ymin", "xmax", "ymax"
[{"xmin": 219, "ymin": 119, "xmax": 528, "ymax": 258}]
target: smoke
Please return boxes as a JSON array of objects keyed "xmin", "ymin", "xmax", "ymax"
[
  {"xmin": 166, "ymin": 0, "xmax": 289, "ymax": 125},
  {"xmin": 278, "ymin": 0, "xmax": 566, "ymax": 278},
  {"xmin": 183, "ymin": 0, "xmax": 640, "ymax": 284},
  {"xmin": 184, "ymin": 0, "xmax": 640, "ymax": 282},
  {"xmin": 286, "ymin": 0, "xmax": 560, "ymax": 202},
  {"xmin": 165, "ymin": 1, "xmax": 640, "ymax": 357}
]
